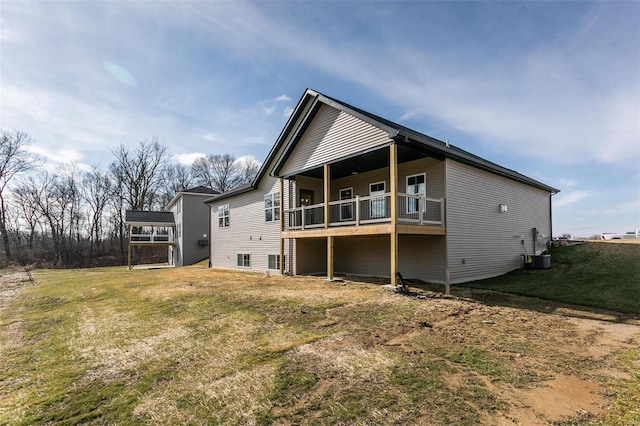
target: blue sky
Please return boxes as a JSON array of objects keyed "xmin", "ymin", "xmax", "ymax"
[{"xmin": 1, "ymin": 1, "xmax": 638, "ymax": 237}]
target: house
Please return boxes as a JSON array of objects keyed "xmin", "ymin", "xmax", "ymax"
[
  {"xmin": 205, "ymin": 89, "xmax": 559, "ymax": 285},
  {"xmin": 125, "ymin": 186, "xmax": 218, "ymax": 268},
  {"xmin": 165, "ymin": 186, "xmax": 219, "ymax": 266}
]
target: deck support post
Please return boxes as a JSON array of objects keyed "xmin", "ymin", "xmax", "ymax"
[
  {"xmin": 327, "ymin": 235, "xmax": 334, "ymax": 281},
  {"xmin": 390, "ymin": 143, "xmax": 398, "ymax": 286},
  {"xmin": 127, "ymin": 224, "xmax": 132, "ymax": 269},
  {"xmin": 279, "ymin": 178, "xmax": 285, "ymax": 275},
  {"xmin": 324, "ymin": 164, "xmax": 330, "ymax": 228}
]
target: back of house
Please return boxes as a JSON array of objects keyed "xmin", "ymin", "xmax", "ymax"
[{"xmin": 206, "ymin": 89, "xmax": 558, "ymax": 284}]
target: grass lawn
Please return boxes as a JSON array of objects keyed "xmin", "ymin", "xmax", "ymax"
[
  {"xmin": 463, "ymin": 241, "xmax": 640, "ymax": 315},
  {"xmin": 0, "ymin": 244, "xmax": 638, "ymax": 425}
]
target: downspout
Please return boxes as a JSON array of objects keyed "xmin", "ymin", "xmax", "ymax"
[{"xmin": 208, "ymin": 201, "xmax": 212, "ymax": 268}]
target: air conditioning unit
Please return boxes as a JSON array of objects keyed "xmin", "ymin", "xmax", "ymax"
[{"xmin": 532, "ymin": 255, "xmax": 551, "ymax": 269}]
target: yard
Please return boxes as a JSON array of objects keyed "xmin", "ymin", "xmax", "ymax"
[{"xmin": 0, "ymin": 242, "xmax": 638, "ymax": 425}]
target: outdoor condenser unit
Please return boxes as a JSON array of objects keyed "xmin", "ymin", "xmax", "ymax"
[{"xmin": 532, "ymin": 255, "xmax": 551, "ymax": 269}]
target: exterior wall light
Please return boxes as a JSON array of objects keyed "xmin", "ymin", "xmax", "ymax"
[{"xmin": 499, "ymin": 204, "xmax": 508, "ymax": 213}]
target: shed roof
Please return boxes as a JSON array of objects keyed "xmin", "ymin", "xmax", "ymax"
[{"xmin": 125, "ymin": 210, "xmax": 175, "ymax": 225}]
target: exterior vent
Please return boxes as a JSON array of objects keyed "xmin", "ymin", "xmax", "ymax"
[{"xmin": 198, "ymin": 239, "xmax": 209, "ymax": 246}]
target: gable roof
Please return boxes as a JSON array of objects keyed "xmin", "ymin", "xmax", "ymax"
[
  {"xmin": 184, "ymin": 185, "xmax": 219, "ymax": 195},
  {"xmin": 208, "ymin": 88, "xmax": 558, "ymax": 203},
  {"xmin": 166, "ymin": 186, "xmax": 220, "ymax": 209},
  {"xmin": 125, "ymin": 210, "xmax": 175, "ymax": 225}
]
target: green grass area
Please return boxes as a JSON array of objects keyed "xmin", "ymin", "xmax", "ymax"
[
  {"xmin": 1, "ymin": 246, "xmax": 638, "ymax": 425},
  {"xmin": 464, "ymin": 242, "xmax": 640, "ymax": 315}
]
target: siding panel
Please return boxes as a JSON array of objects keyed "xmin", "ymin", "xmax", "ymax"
[
  {"xmin": 280, "ymin": 105, "xmax": 391, "ymax": 176},
  {"xmin": 445, "ymin": 160, "xmax": 552, "ymax": 283},
  {"xmin": 334, "ymin": 236, "xmax": 390, "ymax": 277},
  {"xmin": 209, "ymin": 176, "xmax": 290, "ymax": 272},
  {"xmin": 399, "ymin": 235, "xmax": 446, "ymax": 282}
]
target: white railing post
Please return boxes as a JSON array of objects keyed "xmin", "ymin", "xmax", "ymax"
[
  {"xmin": 440, "ymin": 198, "xmax": 445, "ymax": 225},
  {"xmin": 355, "ymin": 196, "xmax": 360, "ymax": 226},
  {"xmin": 419, "ymin": 196, "xmax": 424, "ymax": 225},
  {"xmin": 301, "ymin": 205, "xmax": 306, "ymax": 230}
]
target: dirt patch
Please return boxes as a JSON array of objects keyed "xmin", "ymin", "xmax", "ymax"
[{"xmin": 516, "ymin": 374, "xmax": 605, "ymax": 419}]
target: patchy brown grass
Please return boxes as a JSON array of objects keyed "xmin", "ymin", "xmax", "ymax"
[{"xmin": 1, "ymin": 265, "xmax": 638, "ymax": 425}]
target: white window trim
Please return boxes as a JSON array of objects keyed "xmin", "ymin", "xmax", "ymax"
[
  {"xmin": 369, "ymin": 181, "xmax": 386, "ymax": 219},
  {"xmin": 268, "ymin": 254, "xmax": 281, "ymax": 270},
  {"xmin": 237, "ymin": 253, "xmax": 250, "ymax": 268},
  {"xmin": 264, "ymin": 192, "xmax": 280, "ymax": 222},
  {"xmin": 339, "ymin": 187, "xmax": 354, "ymax": 221},
  {"xmin": 218, "ymin": 204, "xmax": 230, "ymax": 228},
  {"xmin": 406, "ymin": 173, "xmax": 426, "ymax": 214}
]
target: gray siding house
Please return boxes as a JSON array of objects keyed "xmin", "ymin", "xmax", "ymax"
[
  {"xmin": 125, "ymin": 186, "xmax": 218, "ymax": 268},
  {"xmin": 166, "ymin": 186, "xmax": 219, "ymax": 266},
  {"xmin": 206, "ymin": 89, "xmax": 558, "ymax": 285}
]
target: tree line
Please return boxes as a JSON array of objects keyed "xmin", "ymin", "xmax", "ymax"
[{"xmin": 0, "ymin": 130, "xmax": 259, "ymax": 268}]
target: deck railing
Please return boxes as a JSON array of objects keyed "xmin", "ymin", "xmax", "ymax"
[
  {"xmin": 397, "ymin": 193, "xmax": 444, "ymax": 225},
  {"xmin": 284, "ymin": 202, "xmax": 325, "ymax": 230},
  {"xmin": 283, "ymin": 193, "xmax": 444, "ymax": 230},
  {"xmin": 129, "ymin": 232, "xmax": 175, "ymax": 243}
]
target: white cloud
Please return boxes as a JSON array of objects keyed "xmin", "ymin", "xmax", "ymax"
[
  {"xmin": 199, "ymin": 133, "xmax": 223, "ymax": 143},
  {"xmin": 235, "ymin": 154, "xmax": 262, "ymax": 167},
  {"xmin": 283, "ymin": 106, "xmax": 294, "ymax": 117},
  {"xmin": 24, "ymin": 145, "xmax": 92, "ymax": 172},
  {"xmin": 275, "ymin": 95, "xmax": 291, "ymax": 102},
  {"xmin": 173, "ymin": 152, "xmax": 206, "ymax": 165},
  {"xmin": 554, "ymin": 190, "xmax": 592, "ymax": 207},
  {"xmin": 557, "ymin": 179, "xmax": 579, "ymax": 188},
  {"xmin": 178, "ymin": 2, "xmax": 639, "ymax": 167}
]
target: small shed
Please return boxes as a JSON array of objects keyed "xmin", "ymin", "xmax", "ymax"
[{"xmin": 124, "ymin": 210, "xmax": 176, "ymax": 268}]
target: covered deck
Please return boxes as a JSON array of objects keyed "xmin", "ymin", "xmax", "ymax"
[
  {"xmin": 124, "ymin": 210, "xmax": 176, "ymax": 269},
  {"xmin": 276, "ymin": 143, "xmax": 446, "ymax": 285}
]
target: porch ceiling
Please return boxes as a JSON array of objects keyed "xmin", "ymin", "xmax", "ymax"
[{"xmin": 295, "ymin": 144, "xmax": 439, "ymax": 180}]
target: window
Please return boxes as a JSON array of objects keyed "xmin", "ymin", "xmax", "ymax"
[
  {"xmin": 176, "ymin": 200, "xmax": 181, "ymax": 215},
  {"xmin": 237, "ymin": 253, "xmax": 250, "ymax": 268},
  {"xmin": 339, "ymin": 187, "xmax": 353, "ymax": 221},
  {"xmin": 264, "ymin": 192, "xmax": 280, "ymax": 222},
  {"xmin": 268, "ymin": 254, "xmax": 280, "ymax": 270},
  {"xmin": 218, "ymin": 204, "xmax": 230, "ymax": 228},
  {"xmin": 176, "ymin": 224, "xmax": 181, "ymax": 238},
  {"xmin": 369, "ymin": 181, "xmax": 386, "ymax": 219},
  {"xmin": 406, "ymin": 173, "xmax": 426, "ymax": 214}
]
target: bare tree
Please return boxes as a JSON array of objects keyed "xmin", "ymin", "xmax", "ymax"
[
  {"xmin": 159, "ymin": 162, "xmax": 194, "ymax": 207},
  {"xmin": 81, "ymin": 166, "xmax": 112, "ymax": 258},
  {"xmin": 236, "ymin": 156, "xmax": 260, "ymax": 186},
  {"xmin": 109, "ymin": 139, "xmax": 168, "ymax": 210},
  {"xmin": 0, "ymin": 130, "xmax": 40, "ymax": 261},
  {"xmin": 191, "ymin": 154, "xmax": 259, "ymax": 193},
  {"xmin": 12, "ymin": 181, "xmax": 44, "ymax": 253}
]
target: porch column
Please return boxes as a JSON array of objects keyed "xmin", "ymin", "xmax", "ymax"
[
  {"xmin": 279, "ymin": 177, "xmax": 285, "ymax": 275},
  {"xmin": 390, "ymin": 143, "xmax": 398, "ymax": 285},
  {"xmin": 127, "ymin": 224, "xmax": 132, "ymax": 269},
  {"xmin": 324, "ymin": 164, "xmax": 330, "ymax": 228},
  {"xmin": 327, "ymin": 235, "xmax": 334, "ymax": 281}
]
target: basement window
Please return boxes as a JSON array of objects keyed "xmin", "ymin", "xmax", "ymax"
[
  {"xmin": 268, "ymin": 254, "xmax": 280, "ymax": 270},
  {"xmin": 237, "ymin": 253, "xmax": 250, "ymax": 268}
]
